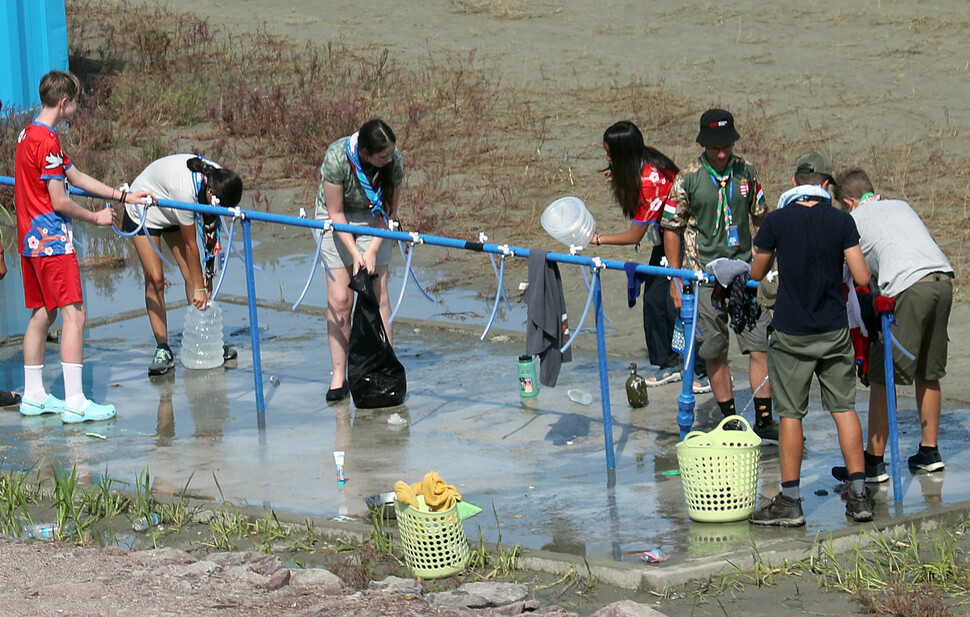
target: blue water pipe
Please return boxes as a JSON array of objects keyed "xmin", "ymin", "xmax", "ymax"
[
  {"xmin": 676, "ymin": 285, "xmax": 700, "ymax": 439},
  {"xmin": 881, "ymin": 311, "xmax": 903, "ymax": 503},
  {"xmin": 592, "ymin": 266, "xmax": 616, "ymax": 471},
  {"xmin": 241, "ymin": 217, "xmax": 266, "ymax": 412},
  {"xmin": 0, "ymin": 175, "xmax": 712, "ymax": 469}
]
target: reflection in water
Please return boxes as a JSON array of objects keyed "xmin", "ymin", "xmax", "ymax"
[
  {"xmin": 687, "ymin": 521, "xmax": 753, "ymax": 558},
  {"xmin": 918, "ymin": 472, "xmax": 944, "ymax": 505},
  {"xmin": 184, "ymin": 366, "xmax": 231, "ymax": 440},
  {"xmin": 333, "ymin": 404, "xmax": 412, "ymax": 516},
  {"xmin": 151, "ymin": 374, "xmax": 176, "ymax": 446}
]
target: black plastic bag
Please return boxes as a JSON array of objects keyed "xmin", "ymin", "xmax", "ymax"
[{"xmin": 347, "ymin": 269, "xmax": 407, "ymax": 408}]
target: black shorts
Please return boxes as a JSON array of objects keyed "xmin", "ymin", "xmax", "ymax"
[{"xmin": 121, "ymin": 209, "xmax": 179, "ymax": 237}]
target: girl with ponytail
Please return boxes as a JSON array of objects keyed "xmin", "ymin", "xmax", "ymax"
[
  {"xmin": 315, "ymin": 118, "xmax": 404, "ymax": 402},
  {"xmin": 121, "ymin": 154, "xmax": 243, "ymax": 376}
]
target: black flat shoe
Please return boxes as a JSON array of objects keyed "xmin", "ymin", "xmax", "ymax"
[
  {"xmin": 0, "ymin": 390, "xmax": 22, "ymax": 407},
  {"xmin": 326, "ymin": 384, "xmax": 349, "ymax": 402}
]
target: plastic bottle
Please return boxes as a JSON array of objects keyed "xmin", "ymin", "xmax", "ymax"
[
  {"xmin": 567, "ymin": 389, "xmax": 593, "ymax": 405},
  {"xmin": 181, "ymin": 301, "xmax": 225, "ymax": 369},
  {"xmin": 625, "ymin": 362, "xmax": 649, "ymax": 408},
  {"xmin": 671, "ymin": 317, "xmax": 686, "ymax": 354},
  {"xmin": 17, "ymin": 517, "xmax": 75, "ymax": 540},
  {"xmin": 132, "ymin": 512, "xmax": 162, "ymax": 532},
  {"xmin": 518, "ymin": 355, "xmax": 538, "ymax": 397}
]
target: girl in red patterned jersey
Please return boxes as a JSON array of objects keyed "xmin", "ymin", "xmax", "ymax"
[{"xmin": 591, "ymin": 121, "xmax": 708, "ymax": 391}]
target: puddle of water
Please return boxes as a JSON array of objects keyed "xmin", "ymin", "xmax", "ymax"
[{"xmin": 1, "ymin": 225, "xmax": 969, "ymax": 564}]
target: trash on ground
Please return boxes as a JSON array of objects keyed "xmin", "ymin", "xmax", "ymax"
[
  {"xmin": 567, "ymin": 389, "xmax": 593, "ymax": 405},
  {"xmin": 132, "ymin": 512, "xmax": 162, "ymax": 532},
  {"xmin": 635, "ymin": 549, "xmax": 669, "ymax": 563},
  {"xmin": 334, "ymin": 451, "xmax": 346, "ymax": 485}
]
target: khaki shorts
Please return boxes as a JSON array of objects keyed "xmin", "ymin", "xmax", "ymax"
[
  {"xmin": 695, "ymin": 285, "xmax": 770, "ymax": 359},
  {"xmin": 869, "ymin": 273, "xmax": 952, "ymax": 385},
  {"xmin": 767, "ymin": 328, "xmax": 857, "ymax": 419},
  {"xmin": 319, "ymin": 211, "xmax": 393, "ymax": 269}
]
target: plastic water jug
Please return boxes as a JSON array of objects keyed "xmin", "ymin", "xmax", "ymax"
[
  {"xmin": 541, "ymin": 197, "xmax": 596, "ymax": 248},
  {"xmin": 518, "ymin": 355, "xmax": 538, "ymax": 397},
  {"xmin": 181, "ymin": 302, "xmax": 225, "ymax": 369}
]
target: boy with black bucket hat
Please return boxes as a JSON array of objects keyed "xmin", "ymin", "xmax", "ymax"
[
  {"xmin": 662, "ymin": 109, "xmax": 778, "ymax": 442},
  {"xmin": 747, "ymin": 152, "xmax": 874, "ymax": 526}
]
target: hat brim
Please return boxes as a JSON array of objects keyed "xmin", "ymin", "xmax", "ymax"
[{"xmin": 696, "ymin": 127, "xmax": 741, "ymax": 146}]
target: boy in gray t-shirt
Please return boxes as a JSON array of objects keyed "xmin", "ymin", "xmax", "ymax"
[{"xmin": 834, "ymin": 166, "xmax": 954, "ymax": 479}]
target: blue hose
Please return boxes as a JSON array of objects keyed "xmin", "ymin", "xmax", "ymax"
[
  {"xmin": 210, "ymin": 215, "xmax": 237, "ymax": 302},
  {"xmin": 480, "ymin": 255, "xmax": 507, "ymax": 340},
  {"xmin": 389, "ymin": 237, "xmax": 419, "ymax": 325},
  {"xmin": 580, "ymin": 265, "xmax": 612, "ymax": 324},
  {"xmin": 561, "ymin": 262, "xmax": 599, "ymax": 353},
  {"xmin": 111, "ymin": 202, "xmax": 148, "ymax": 238},
  {"xmin": 397, "ymin": 238, "xmax": 435, "ymax": 303}
]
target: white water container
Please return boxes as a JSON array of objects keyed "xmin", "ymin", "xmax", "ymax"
[
  {"xmin": 541, "ymin": 196, "xmax": 596, "ymax": 248},
  {"xmin": 181, "ymin": 302, "xmax": 225, "ymax": 369}
]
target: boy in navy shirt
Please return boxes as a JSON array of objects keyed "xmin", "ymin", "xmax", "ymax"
[{"xmin": 748, "ymin": 153, "xmax": 874, "ymax": 526}]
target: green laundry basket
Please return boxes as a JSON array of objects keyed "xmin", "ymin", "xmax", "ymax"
[
  {"xmin": 394, "ymin": 495, "xmax": 469, "ymax": 579},
  {"xmin": 676, "ymin": 415, "xmax": 762, "ymax": 523}
]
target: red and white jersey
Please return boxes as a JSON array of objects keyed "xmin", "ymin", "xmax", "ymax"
[{"xmin": 15, "ymin": 121, "xmax": 75, "ymax": 257}]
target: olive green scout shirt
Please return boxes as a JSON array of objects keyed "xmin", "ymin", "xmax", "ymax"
[{"xmin": 662, "ymin": 154, "xmax": 767, "ymax": 274}]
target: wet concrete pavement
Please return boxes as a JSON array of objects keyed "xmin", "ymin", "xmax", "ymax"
[{"xmin": 2, "ymin": 231, "xmax": 970, "ymax": 586}]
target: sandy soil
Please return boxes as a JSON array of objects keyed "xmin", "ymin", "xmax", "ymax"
[{"xmin": 4, "ymin": 1, "xmax": 970, "ymax": 616}]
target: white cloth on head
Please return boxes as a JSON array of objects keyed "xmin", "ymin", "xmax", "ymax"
[{"xmin": 776, "ymin": 184, "xmax": 831, "ymax": 210}]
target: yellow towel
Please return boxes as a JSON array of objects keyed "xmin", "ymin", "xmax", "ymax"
[
  {"xmin": 395, "ymin": 472, "xmax": 461, "ymax": 512},
  {"xmin": 394, "ymin": 480, "xmax": 420, "ymax": 509}
]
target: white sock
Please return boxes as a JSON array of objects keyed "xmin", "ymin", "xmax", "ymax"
[
  {"xmin": 62, "ymin": 363, "xmax": 89, "ymax": 411},
  {"xmin": 23, "ymin": 365, "xmax": 47, "ymax": 402}
]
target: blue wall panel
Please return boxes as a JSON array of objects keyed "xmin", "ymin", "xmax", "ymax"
[{"xmin": 0, "ymin": 0, "xmax": 69, "ymax": 111}]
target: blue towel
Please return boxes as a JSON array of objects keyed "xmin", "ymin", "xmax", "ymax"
[{"xmin": 625, "ymin": 262, "xmax": 651, "ymax": 308}]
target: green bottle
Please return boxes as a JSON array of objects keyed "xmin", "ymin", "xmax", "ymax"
[
  {"xmin": 626, "ymin": 362, "xmax": 648, "ymax": 408},
  {"xmin": 518, "ymin": 355, "xmax": 538, "ymax": 397}
]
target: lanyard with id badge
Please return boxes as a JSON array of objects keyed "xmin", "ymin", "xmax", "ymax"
[{"xmin": 703, "ymin": 159, "xmax": 741, "ymax": 247}]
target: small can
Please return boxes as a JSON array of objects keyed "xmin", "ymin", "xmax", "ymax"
[{"xmin": 518, "ymin": 355, "xmax": 538, "ymax": 398}]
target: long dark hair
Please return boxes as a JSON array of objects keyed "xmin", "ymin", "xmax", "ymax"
[
  {"xmin": 358, "ymin": 118, "xmax": 397, "ymax": 209},
  {"xmin": 186, "ymin": 156, "xmax": 243, "ymax": 207},
  {"xmin": 603, "ymin": 121, "xmax": 678, "ymax": 219}
]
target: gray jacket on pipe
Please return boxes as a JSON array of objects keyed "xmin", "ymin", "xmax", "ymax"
[{"xmin": 526, "ymin": 249, "xmax": 572, "ymax": 387}]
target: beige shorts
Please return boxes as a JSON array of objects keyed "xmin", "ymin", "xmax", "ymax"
[
  {"xmin": 319, "ymin": 212, "xmax": 393, "ymax": 269},
  {"xmin": 695, "ymin": 285, "xmax": 770, "ymax": 359}
]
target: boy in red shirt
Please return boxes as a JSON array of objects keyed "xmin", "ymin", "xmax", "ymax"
[{"xmin": 15, "ymin": 71, "xmax": 152, "ymax": 422}]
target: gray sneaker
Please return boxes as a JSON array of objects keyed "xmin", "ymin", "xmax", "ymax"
[
  {"xmin": 148, "ymin": 347, "xmax": 175, "ymax": 376},
  {"xmin": 748, "ymin": 494, "xmax": 805, "ymax": 527},
  {"xmin": 845, "ymin": 487, "xmax": 875, "ymax": 522}
]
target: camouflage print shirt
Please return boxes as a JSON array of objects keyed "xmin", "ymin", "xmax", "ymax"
[{"xmin": 661, "ymin": 154, "xmax": 767, "ymax": 273}]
